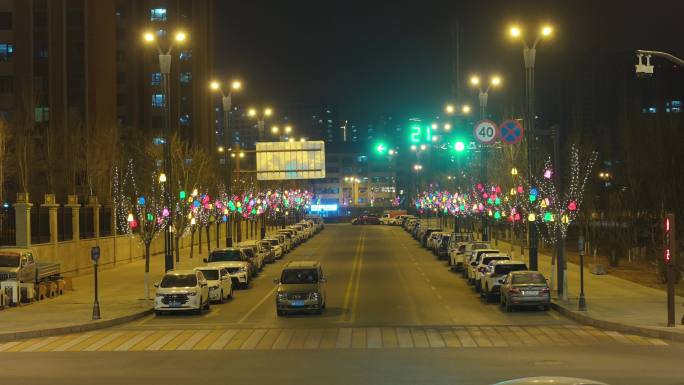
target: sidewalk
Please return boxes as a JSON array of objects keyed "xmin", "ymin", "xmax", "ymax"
[{"xmin": 0, "ymin": 240, "xmax": 223, "ymax": 342}]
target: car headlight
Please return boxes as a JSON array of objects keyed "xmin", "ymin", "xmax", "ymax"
[
  {"xmin": 187, "ymin": 291, "xmax": 197, "ymax": 296},
  {"xmin": 238, "ymin": 267, "xmax": 248, "ymax": 273},
  {"xmin": 309, "ymin": 292, "xmax": 320, "ymax": 301},
  {"xmin": 277, "ymin": 292, "xmax": 287, "ymax": 301},
  {"xmin": 156, "ymin": 293, "xmax": 164, "ymax": 298}
]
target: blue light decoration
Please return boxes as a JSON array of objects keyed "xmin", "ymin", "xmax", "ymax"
[
  {"xmin": 137, "ymin": 196, "xmax": 146, "ymax": 205},
  {"xmin": 193, "ymin": 200, "xmax": 200, "ymax": 208}
]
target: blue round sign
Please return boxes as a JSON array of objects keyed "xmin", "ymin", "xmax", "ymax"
[{"xmin": 499, "ymin": 120, "xmax": 524, "ymax": 145}]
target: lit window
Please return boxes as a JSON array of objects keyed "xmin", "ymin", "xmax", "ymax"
[
  {"xmin": 0, "ymin": 44, "xmax": 13, "ymax": 61},
  {"xmin": 179, "ymin": 114, "xmax": 190, "ymax": 125},
  {"xmin": 648, "ymin": 107, "xmax": 656, "ymax": 114},
  {"xmin": 150, "ymin": 8, "xmax": 167, "ymax": 21},
  {"xmin": 152, "ymin": 137, "xmax": 165, "ymax": 145},
  {"xmin": 152, "ymin": 93, "xmax": 165, "ymax": 107},
  {"xmin": 150, "ymin": 72, "xmax": 161, "ymax": 86},
  {"xmin": 180, "ymin": 72, "xmax": 191, "ymax": 83},
  {"xmin": 34, "ymin": 107, "xmax": 49, "ymax": 122},
  {"xmin": 672, "ymin": 100, "xmax": 682, "ymax": 107}
]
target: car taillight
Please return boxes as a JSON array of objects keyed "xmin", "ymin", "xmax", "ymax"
[
  {"xmin": 509, "ymin": 288, "xmax": 521, "ymax": 294},
  {"xmin": 541, "ymin": 288, "xmax": 550, "ymax": 293}
]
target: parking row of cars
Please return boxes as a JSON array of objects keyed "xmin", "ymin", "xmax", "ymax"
[
  {"xmin": 402, "ymin": 216, "xmax": 551, "ymax": 312},
  {"xmin": 153, "ymin": 217, "xmax": 325, "ymax": 315}
]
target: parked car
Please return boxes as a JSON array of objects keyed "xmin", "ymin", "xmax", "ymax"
[
  {"xmin": 237, "ymin": 241, "xmax": 267, "ymax": 273},
  {"xmin": 480, "ymin": 260, "xmax": 528, "ymax": 302},
  {"xmin": 500, "ymin": 271, "xmax": 551, "ymax": 311},
  {"xmin": 276, "ymin": 231, "xmax": 295, "ymax": 251},
  {"xmin": 0, "ymin": 247, "xmax": 60, "ymax": 284},
  {"xmin": 274, "ymin": 261, "xmax": 327, "ymax": 316},
  {"xmin": 352, "ymin": 215, "xmax": 381, "ymax": 225},
  {"xmin": 426, "ymin": 231, "xmax": 444, "ymax": 251},
  {"xmin": 450, "ymin": 241, "xmax": 490, "ymax": 271},
  {"xmin": 194, "ymin": 266, "xmax": 233, "ymax": 303},
  {"xmin": 421, "ymin": 228, "xmax": 442, "ymax": 247},
  {"xmin": 492, "ymin": 377, "xmax": 608, "ymax": 385},
  {"xmin": 473, "ymin": 254, "xmax": 512, "ymax": 291},
  {"xmin": 435, "ymin": 234, "xmax": 451, "ymax": 260},
  {"xmin": 155, "ymin": 269, "xmax": 210, "ymax": 315},
  {"xmin": 466, "ymin": 249, "xmax": 501, "ymax": 283},
  {"xmin": 203, "ymin": 248, "xmax": 251, "ymax": 289},
  {"xmin": 238, "ymin": 247, "xmax": 260, "ymax": 277},
  {"xmin": 260, "ymin": 239, "xmax": 281, "ymax": 262}
]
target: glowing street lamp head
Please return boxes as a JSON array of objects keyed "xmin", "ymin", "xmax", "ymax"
[
  {"xmin": 541, "ymin": 25, "xmax": 553, "ymax": 37},
  {"xmin": 445, "ymin": 104, "xmax": 455, "ymax": 114},
  {"xmin": 210, "ymin": 81, "xmax": 220, "ymax": 91},
  {"xmin": 284, "ymin": 125, "xmax": 292, "ymax": 133},
  {"xmin": 419, "ymin": 144, "xmax": 427, "ymax": 151},
  {"xmin": 271, "ymin": 126, "xmax": 279, "ymax": 134},
  {"xmin": 288, "ymin": 138, "xmax": 294, "ymax": 143},
  {"xmin": 231, "ymin": 80, "xmax": 242, "ymax": 90},
  {"xmin": 491, "ymin": 76, "xmax": 502, "ymax": 87},
  {"xmin": 264, "ymin": 108, "xmax": 273, "ymax": 117},
  {"xmin": 217, "ymin": 146, "xmax": 225, "ymax": 153},
  {"xmin": 175, "ymin": 31, "xmax": 187, "ymax": 42},
  {"xmin": 248, "ymin": 108, "xmax": 256, "ymax": 117},
  {"xmin": 239, "ymin": 152, "xmax": 245, "ymax": 158},
  {"xmin": 143, "ymin": 32, "xmax": 155, "ymax": 43},
  {"xmin": 300, "ymin": 138, "xmax": 306, "ymax": 142},
  {"xmin": 470, "ymin": 76, "xmax": 480, "ymax": 86},
  {"xmin": 509, "ymin": 26, "xmax": 521, "ymax": 38},
  {"xmin": 158, "ymin": 173, "xmax": 167, "ymax": 183},
  {"xmin": 410, "ymin": 144, "xmax": 417, "ymax": 151},
  {"xmin": 462, "ymin": 105, "xmax": 471, "ymax": 114},
  {"xmin": 444, "ymin": 123, "xmax": 452, "ymax": 130}
]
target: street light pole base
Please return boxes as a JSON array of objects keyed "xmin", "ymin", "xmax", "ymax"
[
  {"xmin": 578, "ymin": 294, "xmax": 587, "ymax": 311},
  {"xmin": 92, "ymin": 300, "xmax": 101, "ymax": 320}
]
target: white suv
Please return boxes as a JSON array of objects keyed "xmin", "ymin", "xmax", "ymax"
[
  {"xmin": 473, "ymin": 254, "xmax": 512, "ymax": 292},
  {"xmin": 155, "ymin": 269, "xmax": 210, "ymax": 315},
  {"xmin": 466, "ymin": 249, "xmax": 501, "ymax": 284},
  {"xmin": 480, "ymin": 260, "xmax": 528, "ymax": 302},
  {"xmin": 451, "ymin": 242, "xmax": 491, "ymax": 271},
  {"xmin": 204, "ymin": 248, "xmax": 251, "ymax": 289}
]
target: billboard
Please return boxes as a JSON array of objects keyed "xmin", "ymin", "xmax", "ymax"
[{"xmin": 256, "ymin": 141, "xmax": 326, "ymax": 180}]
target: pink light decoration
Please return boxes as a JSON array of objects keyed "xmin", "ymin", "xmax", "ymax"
[
  {"xmin": 495, "ymin": 186, "xmax": 502, "ymax": 193},
  {"xmin": 544, "ymin": 169, "xmax": 553, "ymax": 179},
  {"xmin": 162, "ymin": 208, "xmax": 170, "ymax": 217},
  {"xmin": 568, "ymin": 201, "xmax": 577, "ymax": 211},
  {"xmin": 517, "ymin": 185, "xmax": 524, "ymax": 194},
  {"xmin": 483, "ymin": 193, "xmax": 489, "ymax": 199}
]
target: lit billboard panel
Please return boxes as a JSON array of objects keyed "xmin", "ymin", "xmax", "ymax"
[{"xmin": 256, "ymin": 141, "xmax": 326, "ymax": 180}]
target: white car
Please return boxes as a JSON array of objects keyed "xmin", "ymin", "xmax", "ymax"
[
  {"xmin": 237, "ymin": 241, "xmax": 266, "ymax": 272},
  {"xmin": 466, "ymin": 249, "xmax": 501, "ymax": 283},
  {"xmin": 379, "ymin": 214, "xmax": 393, "ymax": 225},
  {"xmin": 204, "ymin": 248, "xmax": 251, "ymax": 289},
  {"xmin": 155, "ymin": 269, "xmax": 210, "ymax": 315},
  {"xmin": 195, "ymin": 267, "xmax": 233, "ymax": 303},
  {"xmin": 473, "ymin": 254, "xmax": 512, "ymax": 292},
  {"xmin": 450, "ymin": 241, "xmax": 490, "ymax": 271},
  {"xmin": 263, "ymin": 238, "xmax": 283, "ymax": 259},
  {"xmin": 275, "ymin": 232, "xmax": 293, "ymax": 251},
  {"xmin": 259, "ymin": 240, "xmax": 280, "ymax": 262},
  {"xmin": 480, "ymin": 260, "xmax": 528, "ymax": 302}
]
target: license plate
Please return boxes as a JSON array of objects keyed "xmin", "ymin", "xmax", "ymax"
[
  {"xmin": 169, "ymin": 302, "xmax": 182, "ymax": 307},
  {"xmin": 523, "ymin": 290, "xmax": 539, "ymax": 296},
  {"xmin": 291, "ymin": 300, "xmax": 305, "ymax": 307}
]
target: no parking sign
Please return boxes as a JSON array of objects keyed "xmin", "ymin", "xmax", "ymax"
[{"xmin": 499, "ymin": 120, "xmax": 524, "ymax": 145}]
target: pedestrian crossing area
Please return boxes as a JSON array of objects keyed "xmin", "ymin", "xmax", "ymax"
[{"xmin": 0, "ymin": 325, "xmax": 668, "ymax": 353}]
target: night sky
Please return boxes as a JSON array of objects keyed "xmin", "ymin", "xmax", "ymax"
[{"xmin": 214, "ymin": 0, "xmax": 683, "ymax": 122}]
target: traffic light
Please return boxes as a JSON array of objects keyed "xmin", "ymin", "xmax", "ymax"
[
  {"xmin": 454, "ymin": 141, "xmax": 465, "ymax": 152},
  {"xmin": 664, "ymin": 214, "xmax": 675, "ymax": 264},
  {"xmin": 375, "ymin": 143, "xmax": 387, "ymax": 154}
]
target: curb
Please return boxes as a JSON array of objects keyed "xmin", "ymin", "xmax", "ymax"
[
  {"xmin": 551, "ymin": 301, "xmax": 684, "ymax": 342},
  {"xmin": 0, "ymin": 307, "xmax": 154, "ymax": 343}
]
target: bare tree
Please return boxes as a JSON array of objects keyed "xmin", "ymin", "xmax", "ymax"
[{"xmin": 0, "ymin": 119, "xmax": 11, "ymax": 203}]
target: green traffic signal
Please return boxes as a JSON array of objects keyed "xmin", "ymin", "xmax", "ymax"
[
  {"xmin": 454, "ymin": 141, "xmax": 465, "ymax": 152},
  {"xmin": 376, "ymin": 143, "xmax": 386, "ymax": 154}
]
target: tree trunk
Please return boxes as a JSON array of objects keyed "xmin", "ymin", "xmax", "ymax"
[
  {"xmin": 174, "ymin": 235, "xmax": 180, "ymax": 263},
  {"xmin": 190, "ymin": 229, "xmax": 195, "ymax": 259},
  {"xmin": 216, "ymin": 221, "xmax": 220, "ymax": 248},
  {"xmin": 144, "ymin": 241, "xmax": 151, "ymax": 300},
  {"xmin": 205, "ymin": 224, "xmax": 211, "ymax": 252},
  {"xmin": 199, "ymin": 226, "xmax": 203, "ymax": 254}
]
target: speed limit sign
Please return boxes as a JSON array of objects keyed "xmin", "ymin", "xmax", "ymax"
[{"xmin": 473, "ymin": 120, "xmax": 498, "ymax": 144}]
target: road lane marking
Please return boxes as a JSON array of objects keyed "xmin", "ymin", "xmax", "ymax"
[
  {"xmin": 178, "ymin": 330, "xmax": 210, "ymax": 350},
  {"xmin": 225, "ymin": 329, "xmax": 253, "ymax": 349},
  {"xmin": 240, "ymin": 329, "xmax": 267, "ymax": 350},
  {"xmin": 304, "ymin": 329, "xmax": 324, "ymax": 349},
  {"xmin": 20, "ymin": 337, "xmax": 60, "ymax": 352},
  {"xmin": 351, "ymin": 328, "xmax": 366, "ymax": 348},
  {"xmin": 256, "ymin": 329, "xmax": 282, "ymax": 349},
  {"xmin": 410, "ymin": 328, "xmax": 429, "ymax": 348},
  {"xmin": 426, "ymin": 329, "xmax": 445, "ymax": 348},
  {"xmin": 396, "ymin": 327, "xmax": 413, "ymax": 348},
  {"xmin": 453, "ymin": 327, "xmax": 477, "ymax": 347},
  {"xmin": 237, "ymin": 285, "xmax": 278, "ymax": 324},
  {"xmin": 146, "ymin": 330, "xmax": 182, "ymax": 351},
  {"xmin": 115, "ymin": 331, "xmax": 154, "ymax": 351},
  {"xmin": 349, "ymin": 233, "xmax": 365, "ymax": 323},
  {"xmin": 52, "ymin": 332, "xmax": 96, "ymax": 352},
  {"xmin": 83, "ymin": 332, "xmax": 125, "ymax": 352},
  {"xmin": 272, "ymin": 329, "xmax": 295, "ymax": 349},
  {"xmin": 381, "ymin": 327, "xmax": 398, "ymax": 348},
  {"xmin": 335, "ymin": 328, "xmax": 352, "ymax": 348},
  {"xmin": 341, "ymin": 231, "xmax": 365, "ymax": 322},
  {"xmin": 366, "ymin": 327, "xmax": 382, "ymax": 348}
]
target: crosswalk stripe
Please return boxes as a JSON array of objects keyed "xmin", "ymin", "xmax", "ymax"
[
  {"xmin": 287, "ymin": 329, "xmax": 309, "ymax": 349},
  {"xmin": 497, "ymin": 326, "xmax": 525, "ymax": 347},
  {"xmin": 426, "ymin": 329, "xmax": 445, "ymax": 348},
  {"xmin": 319, "ymin": 329, "xmax": 339, "ymax": 349},
  {"xmin": 52, "ymin": 333, "xmax": 96, "ymax": 352},
  {"xmin": 98, "ymin": 331, "xmax": 139, "ymax": 351},
  {"xmin": 83, "ymin": 332, "xmax": 124, "ymax": 352},
  {"xmin": 146, "ymin": 330, "xmax": 182, "ymax": 351},
  {"xmin": 241, "ymin": 329, "xmax": 267, "ymax": 350},
  {"xmin": 537, "ymin": 326, "xmax": 571, "ymax": 346},
  {"xmin": 647, "ymin": 337, "xmax": 668, "ymax": 346},
  {"xmin": 226, "ymin": 329, "xmax": 253, "ymax": 349},
  {"xmin": 564, "ymin": 325, "xmax": 600, "ymax": 344},
  {"xmin": 304, "ymin": 329, "xmax": 324, "ymax": 349},
  {"xmin": 396, "ymin": 328, "xmax": 413, "ymax": 348},
  {"xmin": 508, "ymin": 326, "xmax": 539, "ymax": 347},
  {"xmin": 256, "ymin": 329, "xmax": 282, "ymax": 350},
  {"xmin": 272, "ymin": 329, "xmax": 295, "ymax": 350},
  {"xmin": 178, "ymin": 330, "xmax": 210, "ymax": 350},
  {"xmin": 554, "ymin": 326, "xmax": 586, "ymax": 346},
  {"xmin": 453, "ymin": 327, "xmax": 477, "ymax": 347},
  {"xmin": 115, "ymin": 331, "xmax": 154, "ymax": 351},
  {"xmin": 21, "ymin": 337, "xmax": 60, "ymax": 352},
  {"xmin": 351, "ymin": 328, "xmax": 366, "ymax": 348},
  {"xmin": 208, "ymin": 329, "xmax": 238, "ymax": 350},
  {"xmin": 467, "ymin": 327, "xmax": 492, "ymax": 347},
  {"xmin": 381, "ymin": 327, "xmax": 398, "ymax": 348},
  {"xmin": 439, "ymin": 329, "xmax": 461, "ymax": 348},
  {"xmin": 366, "ymin": 328, "xmax": 382, "ymax": 348},
  {"xmin": 335, "ymin": 328, "xmax": 352, "ymax": 348},
  {"xmin": 130, "ymin": 331, "xmax": 167, "ymax": 351},
  {"xmin": 410, "ymin": 328, "xmax": 429, "ymax": 348},
  {"xmin": 480, "ymin": 327, "xmax": 508, "ymax": 347},
  {"xmin": 193, "ymin": 330, "xmax": 225, "ymax": 350},
  {"xmin": 604, "ymin": 331, "xmax": 634, "ymax": 345},
  {"xmin": 162, "ymin": 330, "xmax": 196, "ymax": 351},
  {"xmin": 0, "ymin": 341, "xmax": 22, "ymax": 352},
  {"xmin": 38, "ymin": 334, "xmax": 81, "ymax": 352},
  {"xmin": 5, "ymin": 338, "xmax": 43, "ymax": 352}
]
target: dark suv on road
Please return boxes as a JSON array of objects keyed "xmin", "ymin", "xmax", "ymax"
[{"xmin": 274, "ymin": 261, "xmax": 326, "ymax": 316}]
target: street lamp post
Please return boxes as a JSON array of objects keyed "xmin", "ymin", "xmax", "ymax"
[
  {"xmin": 470, "ymin": 75, "xmax": 501, "ymax": 242},
  {"xmin": 509, "ymin": 23, "xmax": 553, "ymax": 271},
  {"xmin": 211, "ymin": 80, "xmax": 242, "ymax": 247},
  {"xmin": 143, "ymin": 30, "xmax": 187, "ymax": 272},
  {"xmin": 248, "ymin": 107, "xmax": 273, "ymax": 239}
]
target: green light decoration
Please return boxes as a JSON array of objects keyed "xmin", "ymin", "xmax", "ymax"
[
  {"xmin": 494, "ymin": 211, "xmax": 501, "ymax": 220},
  {"xmin": 209, "ymin": 215, "xmax": 215, "ymax": 222},
  {"xmin": 544, "ymin": 212, "xmax": 553, "ymax": 222},
  {"xmin": 487, "ymin": 198, "xmax": 494, "ymax": 205},
  {"xmin": 495, "ymin": 197, "xmax": 501, "ymax": 205},
  {"xmin": 146, "ymin": 213, "xmax": 154, "ymax": 221},
  {"xmin": 179, "ymin": 190, "xmax": 186, "ymax": 200},
  {"xmin": 228, "ymin": 201, "xmax": 236, "ymax": 211},
  {"xmin": 529, "ymin": 194, "xmax": 537, "ymax": 203},
  {"xmin": 237, "ymin": 207, "xmax": 243, "ymax": 213}
]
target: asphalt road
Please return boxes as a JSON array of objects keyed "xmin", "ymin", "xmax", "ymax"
[{"xmin": 2, "ymin": 224, "xmax": 683, "ymax": 385}]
